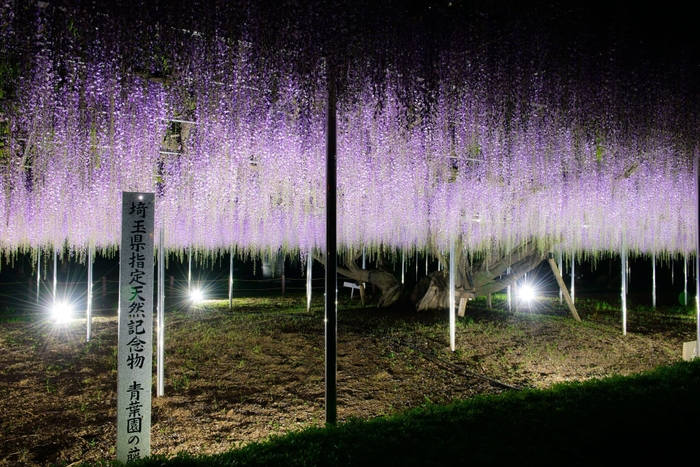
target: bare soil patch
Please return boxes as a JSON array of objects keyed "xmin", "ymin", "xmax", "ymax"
[{"xmin": 0, "ymin": 294, "xmax": 694, "ymax": 466}]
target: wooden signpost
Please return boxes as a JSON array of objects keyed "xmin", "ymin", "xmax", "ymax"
[{"xmin": 117, "ymin": 192, "xmax": 155, "ymax": 463}]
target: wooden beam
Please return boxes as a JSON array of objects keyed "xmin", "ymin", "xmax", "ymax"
[
  {"xmin": 547, "ymin": 256, "xmax": 581, "ymax": 322},
  {"xmin": 458, "ymin": 297, "xmax": 467, "ymax": 317}
]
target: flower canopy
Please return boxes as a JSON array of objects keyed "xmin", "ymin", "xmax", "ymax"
[{"xmin": 0, "ymin": 1, "xmax": 698, "ymax": 258}]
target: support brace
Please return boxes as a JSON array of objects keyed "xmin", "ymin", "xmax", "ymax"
[{"xmin": 547, "ymin": 255, "xmax": 581, "ymax": 322}]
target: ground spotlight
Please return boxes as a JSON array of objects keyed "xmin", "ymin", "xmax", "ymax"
[
  {"xmin": 518, "ymin": 284, "xmax": 536, "ymax": 303},
  {"xmin": 190, "ymin": 289, "xmax": 203, "ymax": 303},
  {"xmin": 51, "ymin": 300, "xmax": 74, "ymax": 322}
]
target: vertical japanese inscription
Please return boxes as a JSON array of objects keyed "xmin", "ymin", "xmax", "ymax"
[{"xmin": 117, "ymin": 192, "xmax": 155, "ymax": 463}]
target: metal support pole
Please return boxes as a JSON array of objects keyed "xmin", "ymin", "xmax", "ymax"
[
  {"xmin": 696, "ymin": 155, "xmax": 700, "ymax": 358},
  {"xmin": 621, "ymin": 239, "xmax": 627, "ymax": 336},
  {"xmin": 36, "ymin": 248, "xmax": 41, "ymax": 304},
  {"xmin": 571, "ymin": 253, "xmax": 575, "ymax": 304},
  {"xmin": 87, "ymin": 243, "xmax": 94, "ymax": 342},
  {"xmin": 507, "ymin": 266, "xmax": 512, "ymax": 312},
  {"xmin": 281, "ymin": 254, "xmax": 286, "ymax": 296},
  {"xmin": 652, "ymin": 253, "xmax": 656, "ymax": 309},
  {"xmin": 188, "ymin": 247, "xmax": 192, "ymax": 294},
  {"xmin": 157, "ymin": 228, "xmax": 165, "ymax": 397},
  {"xmin": 685, "ymin": 257, "xmax": 689, "ymax": 307},
  {"xmin": 558, "ymin": 248, "xmax": 563, "ymax": 305},
  {"xmin": 229, "ymin": 246, "xmax": 233, "ymax": 310},
  {"xmin": 672, "ymin": 258, "xmax": 675, "ymax": 285},
  {"xmin": 53, "ymin": 249, "xmax": 57, "ymax": 308},
  {"xmin": 362, "ymin": 246, "xmax": 366, "ymax": 270},
  {"xmin": 324, "ymin": 77, "xmax": 338, "ymax": 426},
  {"xmin": 307, "ymin": 251, "xmax": 313, "ymax": 312},
  {"xmin": 425, "ymin": 254, "xmax": 428, "ymax": 276},
  {"xmin": 449, "ymin": 238, "xmax": 456, "ymax": 352},
  {"xmin": 401, "ymin": 250, "xmax": 405, "ymax": 284}
]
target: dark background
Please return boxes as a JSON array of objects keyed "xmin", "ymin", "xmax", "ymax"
[{"xmin": 0, "ymin": 251, "xmax": 695, "ymax": 315}]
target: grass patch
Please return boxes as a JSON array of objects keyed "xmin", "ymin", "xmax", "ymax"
[{"xmin": 85, "ymin": 360, "xmax": 700, "ymax": 466}]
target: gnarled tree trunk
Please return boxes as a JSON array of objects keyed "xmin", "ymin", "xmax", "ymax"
[
  {"xmin": 336, "ymin": 253, "xmax": 404, "ymax": 307},
  {"xmin": 314, "ymin": 251, "xmax": 405, "ymax": 307},
  {"xmin": 322, "ymin": 240, "xmax": 547, "ymax": 310},
  {"xmin": 414, "ymin": 240, "xmax": 545, "ymax": 311}
]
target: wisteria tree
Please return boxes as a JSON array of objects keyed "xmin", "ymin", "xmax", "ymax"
[{"xmin": 0, "ymin": 0, "xmax": 697, "ymax": 308}]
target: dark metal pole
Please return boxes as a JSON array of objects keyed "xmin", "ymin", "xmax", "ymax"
[
  {"xmin": 449, "ymin": 238, "xmax": 455, "ymax": 351},
  {"xmin": 325, "ymin": 75, "xmax": 338, "ymax": 426}
]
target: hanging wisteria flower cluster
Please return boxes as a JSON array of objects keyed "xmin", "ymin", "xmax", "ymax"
[{"xmin": 0, "ymin": 0, "xmax": 697, "ymax": 259}]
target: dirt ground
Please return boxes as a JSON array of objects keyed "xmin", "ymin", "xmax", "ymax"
[{"xmin": 0, "ymin": 293, "xmax": 695, "ymax": 466}]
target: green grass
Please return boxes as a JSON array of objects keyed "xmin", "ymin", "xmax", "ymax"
[{"xmin": 82, "ymin": 359, "xmax": 700, "ymax": 467}]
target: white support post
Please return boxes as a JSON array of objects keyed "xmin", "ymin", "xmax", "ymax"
[
  {"xmin": 401, "ymin": 250, "xmax": 405, "ymax": 284},
  {"xmin": 415, "ymin": 252, "xmax": 418, "ymax": 282},
  {"xmin": 53, "ymin": 249, "xmax": 58, "ymax": 308},
  {"xmin": 87, "ymin": 243, "xmax": 94, "ymax": 342},
  {"xmin": 558, "ymin": 248, "xmax": 563, "ymax": 305},
  {"xmin": 571, "ymin": 253, "xmax": 575, "ymax": 304},
  {"xmin": 621, "ymin": 239, "xmax": 627, "ymax": 336},
  {"xmin": 652, "ymin": 253, "xmax": 656, "ymax": 309},
  {"xmin": 157, "ymin": 228, "xmax": 165, "ymax": 397},
  {"xmin": 671, "ymin": 258, "xmax": 675, "ymax": 285},
  {"xmin": 307, "ymin": 251, "xmax": 313, "ymax": 312},
  {"xmin": 229, "ymin": 246, "xmax": 233, "ymax": 310},
  {"xmin": 685, "ymin": 257, "xmax": 689, "ymax": 307},
  {"xmin": 449, "ymin": 238, "xmax": 456, "ymax": 352},
  {"xmin": 425, "ymin": 254, "xmax": 428, "ymax": 276},
  {"xmin": 696, "ymin": 154, "xmax": 700, "ymax": 358},
  {"xmin": 507, "ymin": 266, "xmax": 512, "ymax": 312},
  {"xmin": 36, "ymin": 248, "xmax": 41, "ymax": 304},
  {"xmin": 188, "ymin": 247, "xmax": 192, "ymax": 294},
  {"xmin": 281, "ymin": 254, "xmax": 285, "ymax": 296},
  {"xmin": 362, "ymin": 246, "xmax": 366, "ymax": 270}
]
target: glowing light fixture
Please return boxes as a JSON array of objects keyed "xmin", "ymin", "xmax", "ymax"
[
  {"xmin": 51, "ymin": 300, "xmax": 74, "ymax": 322},
  {"xmin": 190, "ymin": 289, "xmax": 203, "ymax": 303},
  {"xmin": 518, "ymin": 284, "xmax": 536, "ymax": 303}
]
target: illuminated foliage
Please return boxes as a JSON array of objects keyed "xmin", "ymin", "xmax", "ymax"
[{"xmin": 0, "ymin": 1, "xmax": 697, "ymax": 258}]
